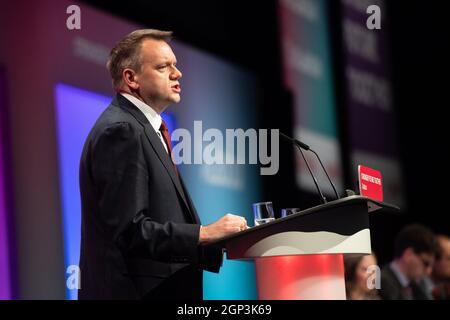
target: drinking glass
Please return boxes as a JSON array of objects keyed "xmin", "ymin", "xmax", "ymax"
[
  {"xmin": 281, "ymin": 208, "xmax": 301, "ymax": 218},
  {"xmin": 252, "ymin": 201, "xmax": 275, "ymax": 226}
]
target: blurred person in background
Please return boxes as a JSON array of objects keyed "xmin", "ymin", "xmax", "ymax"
[
  {"xmin": 430, "ymin": 235, "xmax": 450, "ymax": 299},
  {"xmin": 380, "ymin": 224, "xmax": 437, "ymax": 300},
  {"xmin": 344, "ymin": 254, "xmax": 381, "ymax": 300}
]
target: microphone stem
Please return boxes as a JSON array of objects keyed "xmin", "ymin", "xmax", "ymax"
[
  {"xmin": 296, "ymin": 144, "xmax": 327, "ymax": 204},
  {"xmin": 310, "ymin": 149, "xmax": 340, "ymax": 200}
]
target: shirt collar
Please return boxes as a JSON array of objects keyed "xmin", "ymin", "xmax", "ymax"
[
  {"xmin": 390, "ymin": 261, "xmax": 410, "ymax": 287},
  {"xmin": 120, "ymin": 93, "xmax": 162, "ymax": 133}
]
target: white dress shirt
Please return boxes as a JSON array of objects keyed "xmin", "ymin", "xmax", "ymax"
[{"xmin": 120, "ymin": 93, "xmax": 168, "ymax": 154}]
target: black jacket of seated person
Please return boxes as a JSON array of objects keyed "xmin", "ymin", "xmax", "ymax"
[
  {"xmin": 78, "ymin": 94, "xmax": 223, "ymax": 300},
  {"xmin": 380, "ymin": 265, "xmax": 430, "ymax": 300}
]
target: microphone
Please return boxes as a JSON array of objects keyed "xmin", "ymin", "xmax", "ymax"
[
  {"xmin": 279, "ymin": 132, "xmax": 310, "ymax": 150},
  {"xmin": 280, "ymin": 132, "xmax": 340, "ymax": 202}
]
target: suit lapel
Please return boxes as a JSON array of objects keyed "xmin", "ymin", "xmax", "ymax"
[
  {"xmin": 142, "ymin": 124, "xmax": 189, "ymax": 205},
  {"xmin": 112, "ymin": 94, "xmax": 193, "ymax": 219},
  {"xmin": 178, "ymin": 175, "xmax": 201, "ymax": 224}
]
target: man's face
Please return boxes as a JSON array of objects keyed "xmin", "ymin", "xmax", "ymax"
[
  {"xmin": 134, "ymin": 39, "xmax": 182, "ymax": 112},
  {"xmin": 405, "ymin": 249, "xmax": 434, "ymax": 282},
  {"xmin": 434, "ymin": 238, "xmax": 450, "ymax": 281},
  {"xmin": 355, "ymin": 255, "xmax": 378, "ymax": 293}
]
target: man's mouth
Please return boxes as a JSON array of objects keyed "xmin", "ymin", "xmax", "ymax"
[{"xmin": 171, "ymin": 84, "xmax": 181, "ymax": 93}]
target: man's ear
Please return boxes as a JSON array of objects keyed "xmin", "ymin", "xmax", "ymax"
[{"xmin": 122, "ymin": 68, "xmax": 139, "ymax": 90}]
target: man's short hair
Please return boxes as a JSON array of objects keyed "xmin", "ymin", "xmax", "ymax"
[
  {"xmin": 394, "ymin": 224, "xmax": 437, "ymax": 258},
  {"xmin": 106, "ymin": 29, "xmax": 173, "ymax": 88}
]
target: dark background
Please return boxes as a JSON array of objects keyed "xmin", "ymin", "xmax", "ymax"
[{"xmin": 80, "ymin": 0, "xmax": 450, "ymax": 264}]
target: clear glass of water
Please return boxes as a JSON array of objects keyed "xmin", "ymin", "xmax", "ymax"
[
  {"xmin": 281, "ymin": 208, "xmax": 300, "ymax": 218},
  {"xmin": 253, "ymin": 201, "xmax": 275, "ymax": 226}
]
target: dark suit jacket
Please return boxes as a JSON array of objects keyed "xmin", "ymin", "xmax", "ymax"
[
  {"xmin": 78, "ymin": 94, "xmax": 223, "ymax": 300},
  {"xmin": 380, "ymin": 264, "xmax": 429, "ymax": 300}
]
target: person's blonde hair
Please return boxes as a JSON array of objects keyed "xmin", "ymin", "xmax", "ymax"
[{"xmin": 106, "ymin": 29, "xmax": 173, "ymax": 88}]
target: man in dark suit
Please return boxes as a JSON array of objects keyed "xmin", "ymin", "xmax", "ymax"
[
  {"xmin": 78, "ymin": 29, "xmax": 248, "ymax": 300},
  {"xmin": 380, "ymin": 224, "xmax": 437, "ymax": 300}
]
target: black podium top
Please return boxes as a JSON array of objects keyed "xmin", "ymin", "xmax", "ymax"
[{"xmin": 207, "ymin": 196, "xmax": 400, "ymax": 257}]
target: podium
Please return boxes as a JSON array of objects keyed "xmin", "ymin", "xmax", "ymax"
[{"xmin": 208, "ymin": 195, "xmax": 399, "ymax": 300}]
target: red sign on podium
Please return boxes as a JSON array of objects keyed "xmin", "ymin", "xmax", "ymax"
[{"xmin": 358, "ymin": 165, "xmax": 383, "ymax": 202}]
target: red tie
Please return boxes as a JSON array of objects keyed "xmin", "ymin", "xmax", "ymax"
[
  {"xmin": 159, "ymin": 120, "xmax": 177, "ymax": 172},
  {"xmin": 159, "ymin": 120, "xmax": 172, "ymax": 153}
]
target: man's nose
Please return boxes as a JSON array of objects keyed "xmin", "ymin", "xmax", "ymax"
[{"xmin": 171, "ymin": 66, "xmax": 182, "ymax": 79}]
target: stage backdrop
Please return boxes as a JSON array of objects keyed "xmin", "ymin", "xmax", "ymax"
[
  {"xmin": 278, "ymin": 0, "xmax": 344, "ymax": 199},
  {"xmin": 340, "ymin": 0, "xmax": 404, "ymax": 207},
  {"xmin": 0, "ymin": 68, "xmax": 13, "ymax": 300}
]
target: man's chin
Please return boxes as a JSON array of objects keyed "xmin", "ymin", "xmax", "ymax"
[{"xmin": 170, "ymin": 95, "xmax": 181, "ymax": 104}]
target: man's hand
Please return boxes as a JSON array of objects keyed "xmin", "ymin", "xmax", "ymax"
[{"xmin": 199, "ymin": 213, "xmax": 248, "ymax": 244}]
